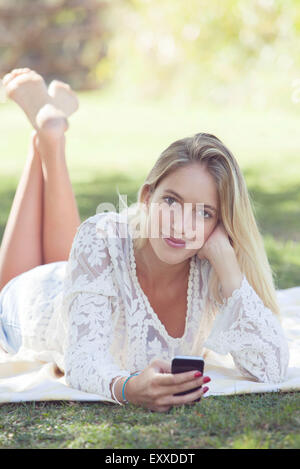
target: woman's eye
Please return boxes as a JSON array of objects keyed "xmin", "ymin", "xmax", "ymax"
[
  {"xmin": 163, "ymin": 197, "xmax": 212, "ymax": 218},
  {"xmin": 197, "ymin": 209, "xmax": 212, "ymax": 219},
  {"xmin": 163, "ymin": 196, "xmax": 179, "ymax": 206}
]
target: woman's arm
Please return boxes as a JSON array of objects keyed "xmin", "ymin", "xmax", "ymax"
[
  {"xmin": 61, "ymin": 216, "xmax": 132, "ymax": 400},
  {"xmin": 198, "ymin": 221, "xmax": 289, "ymax": 384},
  {"xmin": 64, "ymin": 290, "xmax": 131, "ymax": 400},
  {"xmin": 204, "ymin": 247, "xmax": 289, "ymax": 383}
]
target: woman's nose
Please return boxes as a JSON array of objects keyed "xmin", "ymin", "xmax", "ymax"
[
  {"xmin": 173, "ymin": 207, "xmax": 204, "ymax": 244},
  {"xmin": 172, "ymin": 204, "xmax": 195, "ymax": 239}
]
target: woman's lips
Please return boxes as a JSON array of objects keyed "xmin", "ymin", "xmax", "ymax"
[
  {"xmin": 161, "ymin": 232, "xmax": 203, "ymax": 250},
  {"xmin": 169, "ymin": 235, "xmax": 185, "ymax": 244},
  {"xmin": 163, "ymin": 235, "xmax": 186, "ymax": 248}
]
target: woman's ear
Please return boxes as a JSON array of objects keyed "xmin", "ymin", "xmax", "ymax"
[{"xmin": 142, "ymin": 185, "xmax": 154, "ymax": 211}]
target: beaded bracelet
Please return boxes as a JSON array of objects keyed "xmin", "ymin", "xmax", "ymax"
[
  {"xmin": 122, "ymin": 372, "xmax": 140, "ymax": 404},
  {"xmin": 111, "ymin": 376, "xmax": 125, "ymax": 406}
]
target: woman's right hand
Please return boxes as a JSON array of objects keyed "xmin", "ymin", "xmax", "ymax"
[{"xmin": 124, "ymin": 359, "xmax": 210, "ymax": 412}]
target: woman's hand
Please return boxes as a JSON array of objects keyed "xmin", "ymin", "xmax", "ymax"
[
  {"xmin": 196, "ymin": 220, "xmax": 243, "ymax": 299},
  {"xmin": 196, "ymin": 220, "xmax": 233, "ymax": 263},
  {"xmin": 125, "ymin": 359, "xmax": 210, "ymax": 413}
]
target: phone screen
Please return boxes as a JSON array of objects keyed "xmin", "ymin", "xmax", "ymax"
[{"xmin": 171, "ymin": 355, "xmax": 205, "ymax": 401}]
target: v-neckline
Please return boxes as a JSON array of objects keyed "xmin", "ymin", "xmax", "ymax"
[{"xmin": 129, "ymin": 234, "xmax": 195, "ymax": 344}]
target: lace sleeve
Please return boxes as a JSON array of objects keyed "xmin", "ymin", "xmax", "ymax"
[
  {"xmin": 62, "ymin": 216, "xmax": 130, "ymax": 400},
  {"xmin": 203, "ymin": 274, "xmax": 290, "ymax": 384}
]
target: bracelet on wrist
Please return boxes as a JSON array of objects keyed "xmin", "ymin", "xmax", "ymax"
[
  {"xmin": 122, "ymin": 372, "xmax": 140, "ymax": 404},
  {"xmin": 111, "ymin": 376, "xmax": 126, "ymax": 406}
]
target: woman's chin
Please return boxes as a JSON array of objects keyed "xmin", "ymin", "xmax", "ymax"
[{"xmin": 152, "ymin": 238, "xmax": 198, "ymax": 264}]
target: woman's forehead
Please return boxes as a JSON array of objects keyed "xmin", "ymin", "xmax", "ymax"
[
  {"xmin": 156, "ymin": 165, "xmax": 218, "ymax": 207},
  {"xmin": 161, "ymin": 163, "xmax": 214, "ymax": 185}
]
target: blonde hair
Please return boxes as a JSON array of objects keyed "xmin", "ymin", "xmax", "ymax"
[{"xmin": 121, "ymin": 132, "xmax": 281, "ymax": 318}]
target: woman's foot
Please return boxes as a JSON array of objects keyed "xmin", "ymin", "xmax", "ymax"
[
  {"xmin": 36, "ymin": 103, "xmax": 68, "ymax": 142},
  {"xmin": 2, "ymin": 68, "xmax": 68, "ymax": 132},
  {"xmin": 48, "ymin": 80, "xmax": 79, "ymax": 117}
]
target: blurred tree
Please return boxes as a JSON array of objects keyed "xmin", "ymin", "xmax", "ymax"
[
  {"xmin": 0, "ymin": 0, "xmax": 299, "ymax": 106},
  {"xmin": 0, "ymin": 0, "xmax": 111, "ymax": 89},
  {"xmin": 105, "ymin": 0, "xmax": 300, "ymax": 109}
]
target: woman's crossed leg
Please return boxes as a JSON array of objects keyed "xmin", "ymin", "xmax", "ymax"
[{"xmin": 0, "ymin": 68, "xmax": 81, "ymax": 291}]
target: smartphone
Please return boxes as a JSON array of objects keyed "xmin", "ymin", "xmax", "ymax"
[{"xmin": 171, "ymin": 355, "xmax": 205, "ymax": 401}]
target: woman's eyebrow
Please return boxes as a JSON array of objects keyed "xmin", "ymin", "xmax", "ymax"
[{"xmin": 163, "ymin": 189, "xmax": 217, "ymax": 212}]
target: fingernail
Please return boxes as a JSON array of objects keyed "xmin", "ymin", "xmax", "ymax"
[
  {"xmin": 194, "ymin": 371, "xmax": 202, "ymax": 378},
  {"xmin": 203, "ymin": 376, "xmax": 211, "ymax": 384},
  {"xmin": 203, "ymin": 386, "xmax": 209, "ymax": 394}
]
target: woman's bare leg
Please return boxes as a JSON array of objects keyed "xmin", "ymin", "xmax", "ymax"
[
  {"xmin": 0, "ymin": 68, "xmax": 81, "ymax": 290},
  {"xmin": 0, "ymin": 126, "xmax": 81, "ymax": 291},
  {"xmin": 0, "ymin": 132, "xmax": 43, "ymax": 290},
  {"xmin": 36, "ymin": 126, "xmax": 81, "ymax": 265}
]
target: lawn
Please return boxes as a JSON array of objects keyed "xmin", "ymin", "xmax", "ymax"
[
  {"xmin": 0, "ymin": 393, "xmax": 299, "ymax": 449},
  {"xmin": 0, "ymin": 90, "xmax": 299, "ymax": 449}
]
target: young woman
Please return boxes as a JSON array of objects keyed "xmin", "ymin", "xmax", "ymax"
[{"xmin": 0, "ymin": 69, "xmax": 289, "ymax": 413}]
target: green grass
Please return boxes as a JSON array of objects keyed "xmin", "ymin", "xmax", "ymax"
[
  {"xmin": 0, "ymin": 393, "xmax": 299, "ymax": 449},
  {"xmin": 0, "ymin": 90, "xmax": 299, "ymax": 448}
]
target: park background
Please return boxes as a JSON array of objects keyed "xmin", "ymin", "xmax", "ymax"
[{"xmin": 0, "ymin": 0, "xmax": 299, "ymax": 449}]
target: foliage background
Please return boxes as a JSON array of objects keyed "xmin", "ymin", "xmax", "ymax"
[{"xmin": 1, "ymin": 0, "xmax": 300, "ymax": 107}]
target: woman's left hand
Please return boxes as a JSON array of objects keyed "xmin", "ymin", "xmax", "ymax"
[{"xmin": 196, "ymin": 220, "xmax": 233, "ymax": 263}]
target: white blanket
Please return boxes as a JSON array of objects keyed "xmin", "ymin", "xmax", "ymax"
[{"xmin": 0, "ymin": 285, "xmax": 299, "ymax": 404}]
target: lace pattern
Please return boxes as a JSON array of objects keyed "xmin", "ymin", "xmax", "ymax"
[
  {"xmin": 2, "ymin": 211, "xmax": 289, "ymax": 399},
  {"xmin": 204, "ymin": 275, "xmax": 290, "ymax": 383},
  {"xmin": 62, "ymin": 212, "xmax": 289, "ymax": 397}
]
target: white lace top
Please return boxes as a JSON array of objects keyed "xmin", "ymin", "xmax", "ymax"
[{"xmin": 6, "ymin": 210, "xmax": 289, "ymax": 401}]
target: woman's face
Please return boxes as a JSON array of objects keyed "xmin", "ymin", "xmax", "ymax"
[{"xmin": 144, "ymin": 163, "xmax": 219, "ymax": 264}]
